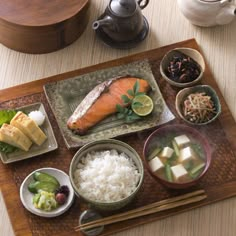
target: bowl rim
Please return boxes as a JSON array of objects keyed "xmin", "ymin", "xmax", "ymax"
[
  {"xmin": 175, "ymin": 84, "xmax": 222, "ymax": 125},
  {"xmin": 20, "ymin": 167, "xmax": 75, "ymax": 217},
  {"xmin": 69, "ymin": 139, "xmax": 144, "ymax": 205},
  {"xmin": 160, "ymin": 47, "xmax": 205, "ymax": 88},
  {"xmin": 143, "ymin": 124, "xmax": 212, "ymax": 187}
]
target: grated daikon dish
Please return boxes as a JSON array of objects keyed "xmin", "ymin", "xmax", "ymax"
[
  {"xmin": 28, "ymin": 110, "xmax": 45, "ymax": 126},
  {"xmin": 73, "ymin": 149, "xmax": 141, "ymax": 202}
]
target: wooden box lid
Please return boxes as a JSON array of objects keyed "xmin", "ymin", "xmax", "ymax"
[{"xmin": 0, "ymin": 0, "xmax": 90, "ymax": 54}]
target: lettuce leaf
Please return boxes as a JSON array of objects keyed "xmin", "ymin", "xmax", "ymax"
[
  {"xmin": 0, "ymin": 110, "xmax": 18, "ymax": 153},
  {"xmin": 0, "ymin": 110, "xmax": 17, "ymax": 127}
]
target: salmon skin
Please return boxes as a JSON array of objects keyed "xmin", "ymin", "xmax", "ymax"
[{"xmin": 67, "ymin": 76, "xmax": 150, "ymax": 135}]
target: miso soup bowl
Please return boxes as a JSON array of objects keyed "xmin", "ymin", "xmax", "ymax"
[
  {"xmin": 69, "ymin": 139, "xmax": 144, "ymax": 211},
  {"xmin": 143, "ymin": 125, "xmax": 212, "ymax": 189}
]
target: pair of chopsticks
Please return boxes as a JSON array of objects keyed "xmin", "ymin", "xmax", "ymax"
[{"xmin": 74, "ymin": 189, "xmax": 206, "ymax": 232}]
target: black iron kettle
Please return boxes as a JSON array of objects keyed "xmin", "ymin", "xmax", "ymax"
[{"xmin": 92, "ymin": 0, "xmax": 149, "ymax": 42}]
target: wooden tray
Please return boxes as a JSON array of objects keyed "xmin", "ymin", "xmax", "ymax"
[{"xmin": 1, "ymin": 39, "xmax": 236, "ymax": 236}]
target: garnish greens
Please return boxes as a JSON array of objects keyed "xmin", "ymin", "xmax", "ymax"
[
  {"xmin": 0, "ymin": 110, "xmax": 18, "ymax": 153},
  {"xmin": 0, "ymin": 110, "xmax": 17, "ymax": 127},
  {"xmin": 116, "ymin": 80, "xmax": 149, "ymax": 123}
]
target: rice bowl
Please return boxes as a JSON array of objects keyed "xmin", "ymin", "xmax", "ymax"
[{"xmin": 69, "ymin": 139, "xmax": 144, "ymax": 211}]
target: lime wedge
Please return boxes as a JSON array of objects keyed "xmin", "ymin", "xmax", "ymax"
[{"xmin": 131, "ymin": 95, "xmax": 154, "ymax": 116}]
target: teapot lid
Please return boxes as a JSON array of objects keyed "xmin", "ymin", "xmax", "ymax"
[{"xmin": 109, "ymin": 0, "xmax": 136, "ymax": 17}]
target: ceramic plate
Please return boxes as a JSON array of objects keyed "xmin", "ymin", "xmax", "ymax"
[
  {"xmin": 0, "ymin": 103, "xmax": 58, "ymax": 164},
  {"xmin": 44, "ymin": 60, "xmax": 175, "ymax": 149},
  {"xmin": 20, "ymin": 167, "xmax": 75, "ymax": 218}
]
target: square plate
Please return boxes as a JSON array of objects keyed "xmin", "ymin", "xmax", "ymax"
[
  {"xmin": 0, "ymin": 103, "xmax": 58, "ymax": 164},
  {"xmin": 43, "ymin": 60, "xmax": 175, "ymax": 149}
]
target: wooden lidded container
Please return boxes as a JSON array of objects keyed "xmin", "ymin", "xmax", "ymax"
[{"xmin": 0, "ymin": 0, "xmax": 90, "ymax": 54}]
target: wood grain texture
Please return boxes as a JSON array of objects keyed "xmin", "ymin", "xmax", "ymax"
[
  {"xmin": 0, "ymin": 0, "xmax": 236, "ymax": 236},
  {"xmin": 0, "ymin": 0, "xmax": 90, "ymax": 53},
  {"xmin": 0, "ymin": 38, "xmax": 235, "ymax": 236}
]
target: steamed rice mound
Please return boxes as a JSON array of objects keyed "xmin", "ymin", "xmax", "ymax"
[{"xmin": 74, "ymin": 149, "xmax": 141, "ymax": 202}]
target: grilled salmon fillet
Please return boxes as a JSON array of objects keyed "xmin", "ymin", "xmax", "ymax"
[{"xmin": 67, "ymin": 76, "xmax": 150, "ymax": 134}]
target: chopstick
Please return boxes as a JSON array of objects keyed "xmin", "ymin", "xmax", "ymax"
[{"xmin": 75, "ymin": 189, "xmax": 206, "ymax": 232}]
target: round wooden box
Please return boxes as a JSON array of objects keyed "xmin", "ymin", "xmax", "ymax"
[{"xmin": 0, "ymin": 0, "xmax": 90, "ymax": 54}]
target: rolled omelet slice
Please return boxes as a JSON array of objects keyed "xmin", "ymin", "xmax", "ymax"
[
  {"xmin": 0, "ymin": 123, "xmax": 32, "ymax": 151},
  {"xmin": 10, "ymin": 111, "xmax": 47, "ymax": 146}
]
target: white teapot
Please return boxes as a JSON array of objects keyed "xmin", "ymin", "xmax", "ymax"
[{"xmin": 177, "ymin": 0, "xmax": 236, "ymax": 27}]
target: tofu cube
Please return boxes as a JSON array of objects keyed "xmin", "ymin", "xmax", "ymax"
[
  {"xmin": 160, "ymin": 147, "xmax": 174, "ymax": 159},
  {"xmin": 179, "ymin": 146, "xmax": 196, "ymax": 166},
  {"xmin": 174, "ymin": 135, "xmax": 190, "ymax": 148},
  {"xmin": 171, "ymin": 164, "xmax": 188, "ymax": 182},
  {"xmin": 148, "ymin": 156, "xmax": 164, "ymax": 174}
]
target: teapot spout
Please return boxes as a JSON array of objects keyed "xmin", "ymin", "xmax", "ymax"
[
  {"xmin": 92, "ymin": 17, "xmax": 113, "ymax": 30},
  {"xmin": 216, "ymin": 5, "xmax": 236, "ymax": 25}
]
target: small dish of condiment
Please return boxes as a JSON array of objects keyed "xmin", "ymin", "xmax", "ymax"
[
  {"xmin": 20, "ymin": 167, "xmax": 75, "ymax": 217},
  {"xmin": 160, "ymin": 47, "xmax": 205, "ymax": 87},
  {"xmin": 175, "ymin": 85, "xmax": 221, "ymax": 125}
]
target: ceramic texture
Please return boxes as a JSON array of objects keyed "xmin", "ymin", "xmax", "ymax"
[
  {"xmin": 0, "ymin": 103, "xmax": 58, "ymax": 164},
  {"xmin": 44, "ymin": 60, "xmax": 175, "ymax": 149},
  {"xmin": 175, "ymin": 85, "xmax": 221, "ymax": 125},
  {"xmin": 94, "ymin": 16, "xmax": 149, "ymax": 49},
  {"xmin": 160, "ymin": 47, "xmax": 205, "ymax": 88},
  {"xmin": 177, "ymin": 0, "xmax": 236, "ymax": 27},
  {"xmin": 143, "ymin": 124, "xmax": 212, "ymax": 189},
  {"xmin": 69, "ymin": 139, "xmax": 144, "ymax": 211},
  {"xmin": 20, "ymin": 167, "xmax": 75, "ymax": 218}
]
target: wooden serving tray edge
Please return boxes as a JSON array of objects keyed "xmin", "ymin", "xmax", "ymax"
[{"xmin": 1, "ymin": 38, "xmax": 236, "ymax": 236}]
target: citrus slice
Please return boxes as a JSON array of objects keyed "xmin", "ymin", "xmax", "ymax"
[{"xmin": 131, "ymin": 95, "xmax": 154, "ymax": 116}]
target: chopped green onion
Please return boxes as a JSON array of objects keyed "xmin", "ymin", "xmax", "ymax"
[
  {"xmin": 147, "ymin": 147, "xmax": 162, "ymax": 161},
  {"xmin": 165, "ymin": 163, "xmax": 173, "ymax": 182},
  {"xmin": 172, "ymin": 140, "xmax": 180, "ymax": 157},
  {"xmin": 190, "ymin": 162, "xmax": 205, "ymax": 178}
]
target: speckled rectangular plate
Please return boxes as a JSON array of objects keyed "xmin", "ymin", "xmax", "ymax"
[
  {"xmin": 43, "ymin": 60, "xmax": 175, "ymax": 149},
  {"xmin": 0, "ymin": 103, "xmax": 58, "ymax": 164}
]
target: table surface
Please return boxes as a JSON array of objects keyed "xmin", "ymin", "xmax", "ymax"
[{"xmin": 0, "ymin": 0, "xmax": 236, "ymax": 235}]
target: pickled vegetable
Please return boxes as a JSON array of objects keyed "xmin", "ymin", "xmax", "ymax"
[
  {"xmin": 28, "ymin": 181, "xmax": 59, "ymax": 194},
  {"xmin": 33, "ymin": 191, "xmax": 58, "ymax": 211},
  {"xmin": 33, "ymin": 171, "xmax": 60, "ymax": 187}
]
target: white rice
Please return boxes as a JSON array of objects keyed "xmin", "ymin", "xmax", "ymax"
[
  {"xmin": 73, "ymin": 149, "xmax": 141, "ymax": 202},
  {"xmin": 28, "ymin": 110, "xmax": 45, "ymax": 126}
]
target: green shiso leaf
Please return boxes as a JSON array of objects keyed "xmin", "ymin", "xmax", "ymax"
[
  {"xmin": 115, "ymin": 81, "xmax": 149, "ymax": 123},
  {"xmin": 127, "ymin": 89, "xmax": 135, "ymax": 97},
  {"xmin": 133, "ymin": 80, "xmax": 140, "ymax": 95},
  {"xmin": 116, "ymin": 104, "xmax": 124, "ymax": 113},
  {"xmin": 121, "ymin": 95, "xmax": 131, "ymax": 104},
  {"xmin": 0, "ymin": 142, "xmax": 18, "ymax": 153}
]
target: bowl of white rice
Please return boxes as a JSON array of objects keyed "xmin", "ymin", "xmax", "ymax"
[{"xmin": 69, "ymin": 139, "xmax": 144, "ymax": 211}]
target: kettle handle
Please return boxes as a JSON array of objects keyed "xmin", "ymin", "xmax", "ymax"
[{"xmin": 137, "ymin": 0, "xmax": 149, "ymax": 9}]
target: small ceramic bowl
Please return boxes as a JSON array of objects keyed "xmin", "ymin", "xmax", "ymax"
[
  {"xmin": 69, "ymin": 139, "xmax": 144, "ymax": 211},
  {"xmin": 175, "ymin": 85, "xmax": 221, "ymax": 125},
  {"xmin": 20, "ymin": 168, "xmax": 75, "ymax": 217},
  {"xmin": 160, "ymin": 47, "xmax": 205, "ymax": 87},
  {"xmin": 143, "ymin": 124, "xmax": 212, "ymax": 189}
]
